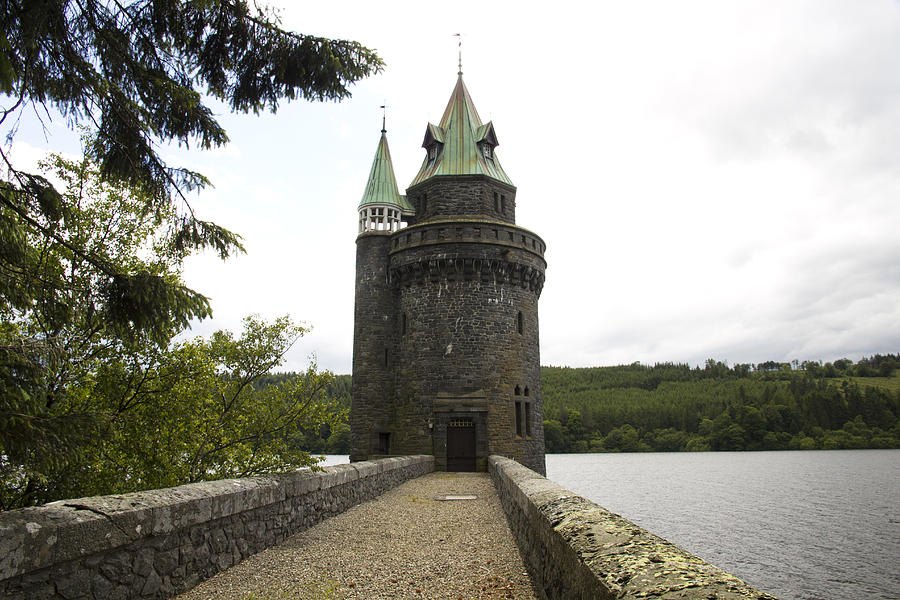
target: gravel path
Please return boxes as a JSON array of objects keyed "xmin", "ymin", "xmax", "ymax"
[{"xmin": 176, "ymin": 472, "xmax": 537, "ymax": 600}]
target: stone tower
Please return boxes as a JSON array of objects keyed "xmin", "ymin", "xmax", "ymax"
[{"xmin": 351, "ymin": 72, "xmax": 547, "ymax": 474}]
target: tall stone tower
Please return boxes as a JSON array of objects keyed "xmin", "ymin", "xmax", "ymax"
[{"xmin": 351, "ymin": 72, "xmax": 547, "ymax": 474}]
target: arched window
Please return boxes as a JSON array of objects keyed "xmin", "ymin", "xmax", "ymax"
[
  {"xmin": 514, "ymin": 385, "xmax": 521, "ymax": 396},
  {"xmin": 524, "ymin": 386, "xmax": 529, "ymax": 397}
]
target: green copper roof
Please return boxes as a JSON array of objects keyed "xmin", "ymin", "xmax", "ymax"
[
  {"xmin": 358, "ymin": 131, "xmax": 413, "ymax": 211},
  {"xmin": 409, "ymin": 74, "xmax": 513, "ymax": 187}
]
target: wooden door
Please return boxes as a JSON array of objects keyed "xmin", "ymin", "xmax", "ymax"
[{"xmin": 446, "ymin": 419, "xmax": 476, "ymax": 472}]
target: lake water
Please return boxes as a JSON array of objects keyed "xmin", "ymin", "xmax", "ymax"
[
  {"xmin": 318, "ymin": 451, "xmax": 900, "ymax": 600},
  {"xmin": 546, "ymin": 450, "xmax": 900, "ymax": 600}
]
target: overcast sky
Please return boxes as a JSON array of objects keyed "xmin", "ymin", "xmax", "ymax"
[{"xmin": 10, "ymin": 1, "xmax": 900, "ymax": 374}]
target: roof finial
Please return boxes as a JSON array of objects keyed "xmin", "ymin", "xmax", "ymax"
[
  {"xmin": 380, "ymin": 104, "xmax": 387, "ymax": 133},
  {"xmin": 453, "ymin": 33, "xmax": 462, "ymax": 75}
]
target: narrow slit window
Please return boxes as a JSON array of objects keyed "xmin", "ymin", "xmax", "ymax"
[
  {"xmin": 384, "ymin": 348, "xmax": 389, "ymax": 367},
  {"xmin": 517, "ymin": 311, "xmax": 523, "ymax": 335},
  {"xmin": 501, "ymin": 195, "xmax": 506, "ymax": 214},
  {"xmin": 515, "ymin": 401, "xmax": 523, "ymax": 437},
  {"xmin": 401, "ymin": 313, "xmax": 407, "ymax": 335},
  {"xmin": 494, "ymin": 192, "xmax": 499, "ymax": 212},
  {"xmin": 525, "ymin": 403, "xmax": 532, "ymax": 437},
  {"xmin": 378, "ymin": 432, "xmax": 390, "ymax": 454}
]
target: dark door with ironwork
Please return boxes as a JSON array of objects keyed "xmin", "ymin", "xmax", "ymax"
[{"xmin": 446, "ymin": 419, "xmax": 476, "ymax": 472}]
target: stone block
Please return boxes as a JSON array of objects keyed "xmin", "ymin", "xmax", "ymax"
[
  {"xmin": 53, "ymin": 565, "xmax": 91, "ymax": 600},
  {"xmin": 351, "ymin": 461, "xmax": 378, "ymax": 480}
]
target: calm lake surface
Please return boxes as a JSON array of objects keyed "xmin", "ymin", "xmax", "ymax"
[
  {"xmin": 319, "ymin": 451, "xmax": 899, "ymax": 600},
  {"xmin": 547, "ymin": 450, "xmax": 900, "ymax": 600}
]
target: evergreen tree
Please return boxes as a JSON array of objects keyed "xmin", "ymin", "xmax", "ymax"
[
  {"xmin": 1, "ymin": 0, "xmax": 382, "ymax": 362},
  {"xmin": 1, "ymin": 3, "xmax": 381, "ymax": 506}
]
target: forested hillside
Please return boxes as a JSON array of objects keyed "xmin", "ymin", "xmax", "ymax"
[
  {"xmin": 542, "ymin": 355, "xmax": 900, "ymax": 452},
  {"xmin": 271, "ymin": 354, "xmax": 900, "ymax": 455},
  {"xmin": 256, "ymin": 374, "xmax": 352, "ymax": 454}
]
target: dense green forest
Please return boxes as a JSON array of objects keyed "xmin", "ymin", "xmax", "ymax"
[
  {"xmin": 256, "ymin": 374, "xmax": 353, "ymax": 454},
  {"xmin": 282, "ymin": 354, "xmax": 900, "ymax": 455},
  {"xmin": 541, "ymin": 355, "xmax": 900, "ymax": 452}
]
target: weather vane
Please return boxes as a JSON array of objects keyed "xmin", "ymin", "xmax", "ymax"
[
  {"xmin": 380, "ymin": 103, "xmax": 388, "ymax": 133},
  {"xmin": 453, "ymin": 33, "xmax": 462, "ymax": 75}
]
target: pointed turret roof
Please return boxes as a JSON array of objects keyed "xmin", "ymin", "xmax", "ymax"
[
  {"xmin": 359, "ymin": 129, "xmax": 413, "ymax": 212},
  {"xmin": 409, "ymin": 74, "xmax": 513, "ymax": 187}
]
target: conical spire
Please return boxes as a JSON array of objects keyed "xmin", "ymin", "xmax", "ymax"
[
  {"xmin": 358, "ymin": 131, "xmax": 409, "ymax": 210},
  {"xmin": 358, "ymin": 129, "xmax": 412, "ymax": 234},
  {"xmin": 409, "ymin": 74, "xmax": 513, "ymax": 187}
]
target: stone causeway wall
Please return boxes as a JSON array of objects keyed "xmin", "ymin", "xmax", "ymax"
[
  {"xmin": 0, "ymin": 455, "xmax": 434, "ymax": 600},
  {"xmin": 489, "ymin": 455, "xmax": 778, "ymax": 600}
]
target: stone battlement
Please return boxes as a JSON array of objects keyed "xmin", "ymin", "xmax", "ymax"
[{"xmin": 389, "ymin": 218, "xmax": 546, "ymax": 258}]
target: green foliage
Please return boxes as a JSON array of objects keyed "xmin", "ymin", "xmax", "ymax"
[
  {"xmin": 542, "ymin": 357, "xmax": 900, "ymax": 454},
  {"xmin": 1, "ymin": 312, "xmax": 339, "ymax": 507},
  {"xmin": 1, "ymin": 0, "xmax": 381, "ymax": 353},
  {"xmin": 75, "ymin": 316, "xmax": 337, "ymax": 497},
  {"xmin": 1, "ymin": 6, "xmax": 379, "ymax": 508},
  {"xmin": 255, "ymin": 374, "xmax": 350, "ymax": 454},
  {"xmin": 0, "ymin": 154, "xmax": 338, "ymax": 508}
]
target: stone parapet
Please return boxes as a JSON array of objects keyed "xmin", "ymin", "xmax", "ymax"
[
  {"xmin": 0, "ymin": 456, "xmax": 434, "ymax": 600},
  {"xmin": 390, "ymin": 218, "xmax": 546, "ymax": 259},
  {"xmin": 488, "ymin": 455, "xmax": 777, "ymax": 600}
]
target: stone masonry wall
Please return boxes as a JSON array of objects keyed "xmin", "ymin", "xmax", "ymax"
[
  {"xmin": 489, "ymin": 455, "xmax": 778, "ymax": 600},
  {"xmin": 350, "ymin": 233, "xmax": 395, "ymax": 461},
  {"xmin": 0, "ymin": 456, "xmax": 434, "ymax": 600},
  {"xmin": 406, "ymin": 175, "xmax": 517, "ymax": 224},
  {"xmin": 391, "ymin": 232, "xmax": 546, "ymax": 474}
]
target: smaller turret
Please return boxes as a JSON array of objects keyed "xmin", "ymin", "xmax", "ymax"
[{"xmin": 358, "ymin": 126, "xmax": 414, "ymax": 233}]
